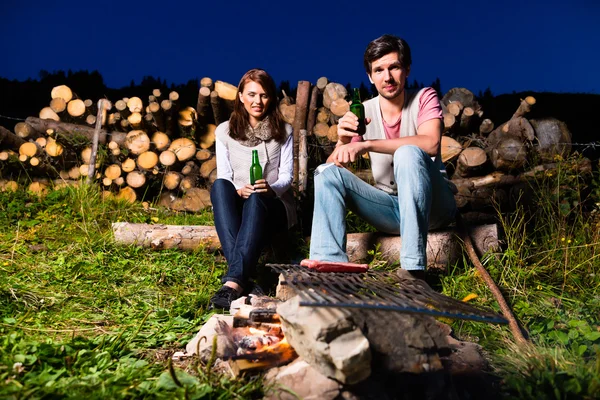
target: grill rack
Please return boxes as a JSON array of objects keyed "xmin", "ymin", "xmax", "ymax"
[{"xmin": 268, "ymin": 263, "xmax": 507, "ymax": 324}]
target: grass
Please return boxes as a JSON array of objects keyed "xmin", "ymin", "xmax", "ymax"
[{"xmin": 1, "ymin": 154, "xmax": 600, "ymax": 399}]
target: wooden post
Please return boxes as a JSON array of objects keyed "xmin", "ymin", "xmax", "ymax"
[
  {"xmin": 292, "ymin": 81, "xmax": 311, "ymax": 189},
  {"xmin": 306, "ymin": 85, "xmax": 319, "ymax": 136},
  {"xmin": 87, "ymin": 99, "xmax": 105, "ymax": 184},
  {"xmin": 298, "ymin": 129, "xmax": 308, "ymax": 193}
]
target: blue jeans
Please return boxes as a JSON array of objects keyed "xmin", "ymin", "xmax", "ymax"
[
  {"xmin": 309, "ymin": 145, "xmax": 456, "ymax": 271},
  {"xmin": 211, "ymin": 179, "xmax": 287, "ymax": 289}
]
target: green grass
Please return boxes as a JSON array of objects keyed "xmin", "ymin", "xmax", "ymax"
[{"xmin": 1, "ymin": 154, "xmax": 600, "ymax": 399}]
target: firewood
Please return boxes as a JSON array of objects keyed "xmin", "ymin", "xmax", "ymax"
[
  {"xmin": 152, "ymin": 132, "xmax": 170, "ymax": 151},
  {"xmin": 479, "ymin": 119, "xmax": 494, "ymax": 135},
  {"xmin": 447, "ymin": 101, "xmax": 463, "ymax": 117},
  {"xmin": 169, "ymin": 91, "xmax": 179, "ymax": 103},
  {"xmin": 180, "ymin": 174, "xmax": 198, "ymax": 191},
  {"xmin": 114, "ymin": 176, "xmax": 125, "ymax": 186},
  {"xmin": 196, "ymin": 86, "xmax": 212, "ymax": 125},
  {"xmin": 127, "ymin": 112, "xmax": 144, "ymax": 129},
  {"xmin": 169, "ymin": 138, "xmax": 196, "ymax": 161},
  {"xmin": 35, "ymin": 137, "xmax": 47, "ymax": 148},
  {"xmin": 1, "ymin": 180, "xmax": 19, "ymax": 191},
  {"xmin": 182, "ymin": 187, "xmax": 211, "ymax": 212},
  {"xmin": 126, "ymin": 171, "xmax": 146, "ymax": 188},
  {"xmin": 208, "ymin": 168, "xmax": 218, "ymax": 185},
  {"xmin": 455, "ymin": 147, "xmax": 488, "ymax": 177},
  {"xmin": 316, "ymin": 76, "xmax": 328, "ymax": 91},
  {"xmin": 178, "ymin": 107, "xmax": 197, "ymax": 138},
  {"xmin": 327, "ymin": 124, "xmax": 338, "ymax": 143},
  {"xmin": 45, "ymin": 138, "xmax": 64, "ymax": 157},
  {"xmin": 121, "ymin": 158, "xmax": 136, "ymax": 173},
  {"xmin": 199, "ymin": 157, "xmax": 217, "ymax": 178},
  {"xmin": 323, "ymin": 83, "xmax": 347, "ymax": 109},
  {"xmin": 330, "ymin": 98, "xmax": 350, "ymax": 117},
  {"xmin": 181, "ymin": 160, "xmax": 199, "ymax": 176},
  {"xmin": 313, "ymin": 122, "xmax": 330, "ymax": 139},
  {"xmin": 279, "ymin": 91, "xmax": 296, "ymax": 125},
  {"xmin": 125, "ymin": 130, "xmax": 151, "ymax": 155},
  {"xmin": 441, "ymin": 136, "xmax": 462, "ymax": 163},
  {"xmin": 67, "ymin": 99, "xmax": 86, "ymax": 118},
  {"xmin": 200, "ymin": 77, "xmax": 214, "ymax": 90},
  {"xmin": 120, "ymin": 119, "xmax": 130, "ymax": 131},
  {"xmin": 199, "ymin": 123, "xmax": 216, "ymax": 149},
  {"xmin": 68, "ymin": 166, "xmax": 81, "ymax": 180},
  {"xmin": 0, "ymin": 125, "xmax": 27, "ymax": 149},
  {"xmin": 215, "ymin": 80, "xmax": 236, "ymax": 111},
  {"xmin": 210, "ymin": 90, "xmax": 226, "ymax": 126},
  {"xmin": 152, "ymin": 88, "xmax": 162, "ymax": 99},
  {"xmin": 511, "ymin": 96, "xmax": 536, "ymax": 119},
  {"xmin": 163, "ymin": 171, "xmax": 183, "ymax": 190},
  {"xmin": 459, "ymin": 106, "xmax": 475, "ymax": 132},
  {"xmin": 102, "ymin": 177, "xmax": 113, "ymax": 187},
  {"xmin": 50, "ymin": 97, "xmax": 67, "ymax": 113},
  {"xmin": 25, "ymin": 117, "xmax": 127, "ymax": 146},
  {"xmin": 442, "ymin": 113, "xmax": 455, "ymax": 133},
  {"xmin": 104, "ymin": 164, "xmax": 122, "ymax": 180},
  {"xmin": 28, "ymin": 181, "xmax": 48, "ymax": 195},
  {"xmin": 51, "ymin": 85, "xmax": 73, "ymax": 102},
  {"xmin": 14, "ymin": 122, "xmax": 37, "ymax": 139},
  {"xmin": 299, "ymin": 129, "xmax": 308, "ymax": 192},
  {"xmin": 306, "ymin": 85, "xmax": 319, "ymax": 137},
  {"xmin": 441, "ymin": 88, "xmax": 476, "ymax": 109},
  {"xmin": 486, "ymin": 117, "xmax": 534, "ymax": 156},
  {"xmin": 195, "ymin": 149, "xmax": 212, "ymax": 161},
  {"xmin": 115, "ymin": 99, "xmax": 131, "ymax": 119},
  {"xmin": 112, "ymin": 222, "xmax": 498, "ymax": 270},
  {"xmin": 117, "ymin": 186, "xmax": 137, "ymax": 203},
  {"xmin": 159, "ymin": 150, "xmax": 177, "ymax": 167},
  {"xmin": 19, "ymin": 142, "xmax": 41, "ymax": 158},
  {"xmin": 490, "ymin": 137, "xmax": 527, "ymax": 171},
  {"xmin": 137, "ymin": 151, "xmax": 159, "ymax": 170},
  {"xmin": 127, "ymin": 97, "xmax": 144, "ymax": 113},
  {"xmin": 147, "ymin": 101, "xmax": 165, "ymax": 132},
  {"xmin": 527, "ymin": 118, "xmax": 571, "ymax": 161},
  {"xmin": 86, "ymin": 115, "xmax": 97, "ymax": 126},
  {"xmin": 161, "ymin": 99, "xmax": 178, "ymax": 136},
  {"xmin": 39, "ymin": 107, "xmax": 60, "ymax": 121}
]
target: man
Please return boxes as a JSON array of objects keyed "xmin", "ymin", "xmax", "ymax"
[{"xmin": 309, "ymin": 34, "xmax": 457, "ymax": 279}]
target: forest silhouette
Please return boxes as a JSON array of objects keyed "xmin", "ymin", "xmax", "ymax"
[{"xmin": 1, "ymin": 70, "xmax": 598, "ymax": 160}]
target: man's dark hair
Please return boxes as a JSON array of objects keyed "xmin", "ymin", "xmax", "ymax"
[{"xmin": 363, "ymin": 34, "xmax": 412, "ymax": 74}]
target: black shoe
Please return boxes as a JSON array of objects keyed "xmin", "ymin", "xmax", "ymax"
[
  {"xmin": 209, "ymin": 286, "xmax": 241, "ymax": 309},
  {"xmin": 407, "ymin": 269, "xmax": 426, "ymax": 281},
  {"xmin": 247, "ymin": 282, "xmax": 265, "ymax": 296}
]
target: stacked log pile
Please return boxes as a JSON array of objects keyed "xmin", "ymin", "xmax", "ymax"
[
  {"xmin": 0, "ymin": 80, "xmax": 577, "ymax": 214},
  {"xmin": 438, "ymin": 88, "xmax": 575, "ymax": 212},
  {"xmin": 0, "ymin": 80, "xmax": 239, "ymax": 211}
]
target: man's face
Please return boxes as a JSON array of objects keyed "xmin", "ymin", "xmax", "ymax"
[{"xmin": 368, "ymin": 52, "xmax": 410, "ymax": 100}]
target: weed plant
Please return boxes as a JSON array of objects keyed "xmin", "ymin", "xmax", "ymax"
[{"xmin": 440, "ymin": 154, "xmax": 600, "ymax": 399}]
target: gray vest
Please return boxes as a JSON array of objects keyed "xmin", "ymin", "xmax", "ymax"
[
  {"xmin": 216, "ymin": 122, "xmax": 297, "ymax": 228},
  {"xmin": 363, "ymin": 88, "xmax": 446, "ymax": 195}
]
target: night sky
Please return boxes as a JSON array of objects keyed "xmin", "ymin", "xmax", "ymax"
[{"xmin": 1, "ymin": 0, "xmax": 599, "ymax": 95}]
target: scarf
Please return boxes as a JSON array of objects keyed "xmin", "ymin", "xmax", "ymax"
[{"xmin": 235, "ymin": 117, "xmax": 273, "ymax": 147}]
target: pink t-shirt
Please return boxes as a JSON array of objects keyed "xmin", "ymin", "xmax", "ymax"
[{"xmin": 352, "ymin": 87, "xmax": 442, "ymax": 142}]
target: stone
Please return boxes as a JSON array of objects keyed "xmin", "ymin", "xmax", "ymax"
[
  {"xmin": 264, "ymin": 358, "xmax": 341, "ymax": 400},
  {"xmin": 277, "ymin": 294, "xmax": 371, "ymax": 384},
  {"xmin": 185, "ymin": 314, "xmax": 234, "ymax": 360}
]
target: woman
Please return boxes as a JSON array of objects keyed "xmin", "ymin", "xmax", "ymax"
[{"xmin": 209, "ymin": 68, "xmax": 296, "ymax": 309}]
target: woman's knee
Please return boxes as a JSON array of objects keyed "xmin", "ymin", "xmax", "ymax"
[{"xmin": 210, "ymin": 179, "xmax": 235, "ymax": 202}]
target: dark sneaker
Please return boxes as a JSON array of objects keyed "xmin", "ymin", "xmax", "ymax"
[
  {"xmin": 209, "ymin": 286, "xmax": 241, "ymax": 309},
  {"xmin": 247, "ymin": 282, "xmax": 265, "ymax": 296}
]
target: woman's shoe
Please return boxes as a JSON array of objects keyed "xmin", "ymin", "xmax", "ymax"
[{"xmin": 209, "ymin": 286, "xmax": 241, "ymax": 309}]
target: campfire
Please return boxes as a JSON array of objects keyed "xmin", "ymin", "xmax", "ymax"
[{"xmin": 184, "ymin": 264, "xmax": 507, "ymax": 399}]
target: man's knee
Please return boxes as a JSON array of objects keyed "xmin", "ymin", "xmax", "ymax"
[
  {"xmin": 393, "ymin": 145, "xmax": 428, "ymax": 169},
  {"xmin": 315, "ymin": 164, "xmax": 343, "ymax": 188}
]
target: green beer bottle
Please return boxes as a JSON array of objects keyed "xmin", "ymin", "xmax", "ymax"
[
  {"xmin": 350, "ymin": 88, "xmax": 366, "ymax": 135},
  {"xmin": 250, "ymin": 149, "xmax": 263, "ymax": 185}
]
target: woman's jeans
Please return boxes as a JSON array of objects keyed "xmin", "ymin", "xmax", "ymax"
[
  {"xmin": 309, "ymin": 145, "xmax": 457, "ymax": 271},
  {"xmin": 211, "ymin": 179, "xmax": 287, "ymax": 289}
]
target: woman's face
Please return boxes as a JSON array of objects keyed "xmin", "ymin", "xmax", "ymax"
[{"xmin": 239, "ymin": 80, "xmax": 271, "ymax": 126}]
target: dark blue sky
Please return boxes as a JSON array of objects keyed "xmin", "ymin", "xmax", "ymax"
[{"xmin": 1, "ymin": 0, "xmax": 599, "ymax": 95}]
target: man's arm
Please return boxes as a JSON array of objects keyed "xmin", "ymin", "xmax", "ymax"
[{"xmin": 328, "ymin": 116, "xmax": 442, "ymax": 166}]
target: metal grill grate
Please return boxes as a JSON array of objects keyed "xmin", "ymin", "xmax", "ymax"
[{"xmin": 268, "ymin": 263, "xmax": 507, "ymax": 324}]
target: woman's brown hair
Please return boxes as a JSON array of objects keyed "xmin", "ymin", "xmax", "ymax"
[{"xmin": 228, "ymin": 69, "xmax": 286, "ymax": 142}]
